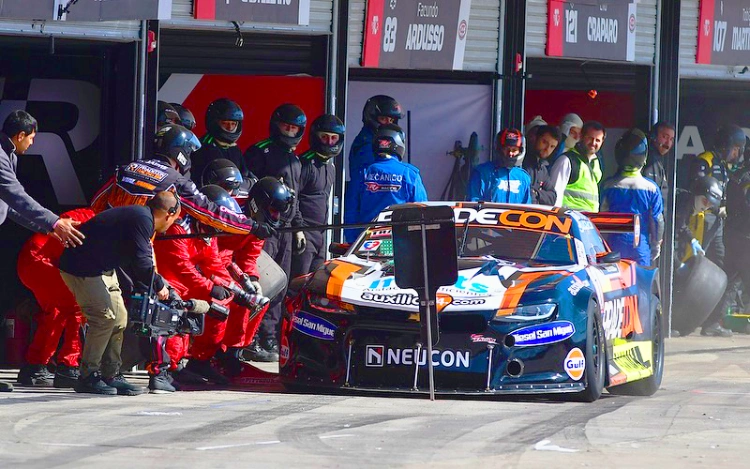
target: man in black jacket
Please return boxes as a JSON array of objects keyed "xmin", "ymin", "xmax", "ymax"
[
  {"xmin": 523, "ymin": 125, "xmax": 560, "ymax": 205},
  {"xmin": 60, "ymin": 192, "xmax": 181, "ymax": 395},
  {"xmin": 643, "ymin": 121, "xmax": 675, "ymax": 202}
]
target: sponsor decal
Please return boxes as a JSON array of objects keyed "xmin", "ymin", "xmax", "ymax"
[
  {"xmin": 368, "ymin": 228, "xmax": 392, "ymax": 239},
  {"xmin": 359, "ymin": 240, "xmax": 382, "ymax": 252},
  {"xmin": 510, "ymin": 321, "xmax": 576, "ymax": 347},
  {"xmin": 292, "ymin": 311, "xmax": 336, "ymax": 341},
  {"xmin": 365, "ymin": 181, "xmax": 402, "ymax": 193},
  {"xmin": 279, "ymin": 335, "xmax": 290, "ymax": 367},
  {"xmin": 365, "ymin": 345, "xmax": 471, "ymax": 369},
  {"xmin": 564, "ymin": 347, "xmax": 585, "ymax": 381},
  {"xmin": 567, "ymin": 276, "xmax": 590, "ymax": 296},
  {"xmin": 361, "ymin": 292, "xmax": 419, "ymax": 306},
  {"xmin": 470, "ymin": 334, "xmax": 497, "ymax": 345},
  {"xmin": 453, "ymin": 208, "xmax": 572, "ymax": 234}
]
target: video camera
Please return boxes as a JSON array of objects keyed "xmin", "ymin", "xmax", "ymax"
[{"xmin": 128, "ymin": 293, "xmax": 227, "ymax": 338}]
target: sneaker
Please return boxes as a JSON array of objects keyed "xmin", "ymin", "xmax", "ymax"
[
  {"xmin": 0, "ymin": 381, "xmax": 13, "ymax": 392},
  {"xmin": 74, "ymin": 372, "xmax": 117, "ymax": 395},
  {"xmin": 185, "ymin": 359, "xmax": 229, "ymax": 385},
  {"xmin": 17, "ymin": 364, "xmax": 54, "ymax": 386},
  {"xmin": 104, "ymin": 374, "xmax": 147, "ymax": 396},
  {"xmin": 149, "ymin": 371, "xmax": 176, "ymax": 394},
  {"xmin": 53, "ymin": 364, "xmax": 80, "ymax": 389},
  {"xmin": 244, "ymin": 338, "xmax": 277, "ymax": 363},
  {"xmin": 701, "ymin": 322, "xmax": 733, "ymax": 338},
  {"xmin": 669, "ymin": 330, "xmax": 681, "ymax": 338}
]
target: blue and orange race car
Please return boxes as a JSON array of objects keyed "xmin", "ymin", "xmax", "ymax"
[{"xmin": 280, "ymin": 203, "xmax": 663, "ymax": 401}]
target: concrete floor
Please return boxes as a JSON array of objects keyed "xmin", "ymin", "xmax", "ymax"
[{"xmin": 2, "ymin": 334, "xmax": 750, "ymax": 468}]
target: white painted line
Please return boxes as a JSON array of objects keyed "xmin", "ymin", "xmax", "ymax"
[
  {"xmin": 137, "ymin": 411, "xmax": 183, "ymax": 416},
  {"xmin": 196, "ymin": 440, "xmax": 281, "ymax": 451},
  {"xmin": 692, "ymin": 390, "xmax": 750, "ymax": 395},
  {"xmin": 319, "ymin": 434, "xmax": 354, "ymax": 440},
  {"xmin": 41, "ymin": 443, "xmax": 94, "ymax": 448},
  {"xmin": 534, "ymin": 440, "xmax": 579, "ymax": 453}
]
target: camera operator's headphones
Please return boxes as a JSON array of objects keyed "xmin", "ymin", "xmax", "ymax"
[{"xmin": 168, "ymin": 193, "xmax": 181, "ymax": 216}]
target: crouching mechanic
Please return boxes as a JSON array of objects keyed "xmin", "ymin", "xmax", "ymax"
[
  {"xmin": 152, "ymin": 185, "xmax": 241, "ymax": 391},
  {"xmin": 16, "ymin": 208, "xmax": 96, "ymax": 387},
  {"xmin": 344, "ymin": 124, "xmax": 427, "ymax": 242},
  {"xmin": 600, "ymin": 129, "xmax": 664, "ymax": 266},
  {"xmin": 59, "ymin": 192, "xmax": 181, "ymax": 395},
  {"xmin": 468, "ymin": 128, "xmax": 533, "ymax": 204}
]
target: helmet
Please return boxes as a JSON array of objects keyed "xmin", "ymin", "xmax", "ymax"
[
  {"xmin": 690, "ymin": 175, "xmax": 723, "ymax": 209},
  {"xmin": 309, "ymin": 114, "xmax": 345, "ymax": 160},
  {"xmin": 157, "ymin": 101, "xmax": 181, "ymax": 128},
  {"xmin": 199, "ymin": 184, "xmax": 243, "ymax": 233},
  {"xmin": 372, "ymin": 123, "xmax": 406, "ymax": 159},
  {"xmin": 248, "ymin": 177, "xmax": 295, "ymax": 228},
  {"xmin": 494, "ymin": 128, "xmax": 526, "ymax": 167},
  {"xmin": 270, "ymin": 103, "xmax": 307, "ymax": 149},
  {"xmin": 713, "ymin": 124, "xmax": 746, "ymax": 160},
  {"xmin": 170, "ymin": 103, "xmax": 196, "ymax": 131},
  {"xmin": 362, "ymin": 95, "xmax": 404, "ymax": 131},
  {"xmin": 201, "ymin": 158, "xmax": 243, "ymax": 195},
  {"xmin": 614, "ymin": 128, "xmax": 649, "ymax": 170},
  {"xmin": 206, "ymin": 98, "xmax": 244, "ymax": 144},
  {"xmin": 154, "ymin": 124, "xmax": 201, "ymax": 175}
]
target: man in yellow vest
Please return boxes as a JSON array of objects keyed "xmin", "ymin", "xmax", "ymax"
[{"xmin": 557, "ymin": 121, "xmax": 606, "ymax": 212}]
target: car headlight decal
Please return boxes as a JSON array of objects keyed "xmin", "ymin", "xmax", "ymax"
[{"xmin": 493, "ymin": 303, "xmax": 557, "ymax": 322}]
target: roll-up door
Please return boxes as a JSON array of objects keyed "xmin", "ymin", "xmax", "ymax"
[
  {"xmin": 164, "ymin": 0, "xmax": 333, "ymax": 34},
  {"xmin": 0, "ymin": 19, "xmax": 139, "ymax": 41},
  {"xmin": 526, "ymin": 0, "xmax": 657, "ymax": 65},
  {"xmin": 347, "ymin": 0, "xmax": 501, "ymax": 72}
]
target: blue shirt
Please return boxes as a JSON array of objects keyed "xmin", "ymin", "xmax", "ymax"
[
  {"xmin": 348, "ymin": 126, "xmax": 376, "ymax": 179},
  {"xmin": 600, "ymin": 173, "xmax": 664, "ymax": 266},
  {"xmin": 467, "ymin": 162, "xmax": 533, "ymax": 204},
  {"xmin": 344, "ymin": 156, "xmax": 428, "ymax": 242}
]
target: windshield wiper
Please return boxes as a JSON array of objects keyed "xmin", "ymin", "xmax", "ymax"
[{"xmin": 459, "ymin": 201, "xmax": 482, "ymax": 257}]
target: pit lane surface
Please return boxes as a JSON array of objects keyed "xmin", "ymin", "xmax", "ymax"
[{"xmin": 2, "ymin": 335, "xmax": 750, "ymax": 468}]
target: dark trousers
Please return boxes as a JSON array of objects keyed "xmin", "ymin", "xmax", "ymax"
[
  {"xmin": 291, "ymin": 232, "xmax": 325, "ymax": 279},
  {"xmin": 707, "ymin": 230, "xmax": 750, "ymax": 325},
  {"xmin": 258, "ymin": 231, "xmax": 293, "ymax": 341}
]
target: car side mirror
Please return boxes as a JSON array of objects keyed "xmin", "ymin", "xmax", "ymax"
[
  {"xmin": 597, "ymin": 251, "xmax": 621, "ymax": 263},
  {"xmin": 329, "ymin": 242, "xmax": 350, "ymax": 256}
]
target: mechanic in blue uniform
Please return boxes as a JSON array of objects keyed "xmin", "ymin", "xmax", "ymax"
[
  {"xmin": 293, "ymin": 114, "xmax": 345, "ymax": 277},
  {"xmin": 344, "ymin": 124, "xmax": 427, "ymax": 242},
  {"xmin": 191, "ymin": 98, "xmax": 250, "ymax": 181},
  {"xmin": 600, "ymin": 129, "xmax": 664, "ymax": 267},
  {"xmin": 467, "ymin": 128, "xmax": 532, "ymax": 204}
]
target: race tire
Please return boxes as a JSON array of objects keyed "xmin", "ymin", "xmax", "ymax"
[
  {"xmin": 257, "ymin": 250, "xmax": 288, "ymax": 301},
  {"xmin": 608, "ymin": 294, "xmax": 664, "ymax": 396},
  {"xmin": 672, "ymin": 256, "xmax": 727, "ymax": 336},
  {"xmin": 571, "ymin": 300, "xmax": 606, "ymax": 402}
]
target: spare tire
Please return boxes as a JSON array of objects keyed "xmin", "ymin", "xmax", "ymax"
[
  {"xmin": 257, "ymin": 250, "xmax": 288, "ymax": 301},
  {"xmin": 672, "ymin": 255, "xmax": 727, "ymax": 336}
]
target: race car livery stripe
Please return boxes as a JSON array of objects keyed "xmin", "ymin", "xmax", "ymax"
[
  {"xmin": 325, "ymin": 261, "xmax": 363, "ymax": 300},
  {"xmin": 611, "ymin": 341, "xmax": 653, "ymax": 383},
  {"xmin": 602, "ymin": 285, "xmax": 638, "ymax": 301},
  {"xmin": 501, "ymin": 272, "xmax": 548, "ymax": 309}
]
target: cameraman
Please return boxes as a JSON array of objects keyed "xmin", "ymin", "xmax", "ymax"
[{"xmin": 59, "ymin": 192, "xmax": 181, "ymax": 395}]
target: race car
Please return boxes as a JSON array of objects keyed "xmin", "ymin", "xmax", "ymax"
[{"xmin": 280, "ymin": 202, "xmax": 664, "ymax": 401}]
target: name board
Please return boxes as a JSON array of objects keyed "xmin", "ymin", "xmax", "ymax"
[
  {"xmin": 361, "ymin": 0, "xmax": 472, "ymax": 70},
  {"xmin": 55, "ymin": 0, "xmax": 172, "ymax": 21},
  {"xmin": 194, "ymin": 0, "xmax": 310, "ymax": 26},
  {"xmin": 546, "ymin": 0, "xmax": 636, "ymax": 62},
  {"xmin": 697, "ymin": 0, "xmax": 750, "ymax": 65}
]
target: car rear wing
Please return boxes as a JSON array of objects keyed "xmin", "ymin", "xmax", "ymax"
[{"xmin": 582, "ymin": 212, "xmax": 641, "ymax": 247}]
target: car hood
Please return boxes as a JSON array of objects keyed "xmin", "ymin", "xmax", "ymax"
[{"xmin": 306, "ymin": 255, "xmax": 581, "ymax": 313}]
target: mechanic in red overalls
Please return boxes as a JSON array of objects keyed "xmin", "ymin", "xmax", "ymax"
[{"xmin": 16, "ymin": 208, "xmax": 96, "ymax": 388}]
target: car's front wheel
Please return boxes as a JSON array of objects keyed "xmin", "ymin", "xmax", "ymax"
[{"xmin": 571, "ymin": 299, "xmax": 606, "ymax": 402}]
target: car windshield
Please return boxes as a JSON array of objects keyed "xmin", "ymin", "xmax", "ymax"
[{"xmin": 351, "ymin": 225, "xmax": 576, "ymax": 266}]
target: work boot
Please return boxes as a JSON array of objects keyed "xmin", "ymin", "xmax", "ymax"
[
  {"xmin": 185, "ymin": 359, "xmax": 229, "ymax": 385},
  {"xmin": 0, "ymin": 381, "xmax": 13, "ymax": 392},
  {"xmin": 669, "ymin": 330, "xmax": 681, "ymax": 338},
  {"xmin": 219, "ymin": 348, "xmax": 246, "ymax": 377},
  {"xmin": 172, "ymin": 367, "xmax": 207, "ymax": 385},
  {"xmin": 53, "ymin": 364, "xmax": 80, "ymax": 389},
  {"xmin": 17, "ymin": 364, "xmax": 54, "ymax": 386},
  {"xmin": 701, "ymin": 322, "xmax": 733, "ymax": 338},
  {"xmin": 244, "ymin": 337, "xmax": 277, "ymax": 363},
  {"xmin": 104, "ymin": 374, "xmax": 147, "ymax": 396},
  {"xmin": 261, "ymin": 336, "xmax": 280, "ymax": 363},
  {"xmin": 74, "ymin": 372, "xmax": 117, "ymax": 395},
  {"xmin": 149, "ymin": 370, "xmax": 177, "ymax": 394}
]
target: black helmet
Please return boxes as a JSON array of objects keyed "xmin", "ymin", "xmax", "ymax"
[
  {"xmin": 309, "ymin": 114, "xmax": 345, "ymax": 160},
  {"xmin": 615, "ymin": 128, "xmax": 649, "ymax": 170},
  {"xmin": 170, "ymin": 103, "xmax": 196, "ymax": 131},
  {"xmin": 154, "ymin": 124, "xmax": 201, "ymax": 175},
  {"xmin": 248, "ymin": 177, "xmax": 295, "ymax": 228},
  {"xmin": 201, "ymin": 158, "xmax": 243, "ymax": 195},
  {"xmin": 206, "ymin": 98, "xmax": 244, "ymax": 144},
  {"xmin": 713, "ymin": 124, "xmax": 746, "ymax": 160},
  {"xmin": 494, "ymin": 128, "xmax": 526, "ymax": 168},
  {"xmin": 362, "ymin": 95, "xmax": 404, "ymax": 131},
  {"xmin": 372, "ymin": 123, "xmax": 406, "ymax": 159},
  {"xmin": 270, "ymin": 103, "xmax": 307, "ymax": 149},
  {"xmin": 157, "ymin": 101, "xmax": 181, "ymax": 128},
  {"xmin": 690, "ymin": 175, "xmax": 723, "ymax": 209}
]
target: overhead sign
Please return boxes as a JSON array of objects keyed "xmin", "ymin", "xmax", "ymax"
[
  {"xmin": 546, "ymin": 0, "xmax": 637, "ymax": 62},
  {"xmin": 56, "ymin": 0, "xmax": 172, "ymax": 21},
  {"xmin": 697, "ymin": 0, "xmax": 750, "ymax": 65},
  {"xmin": 0, "ymin": 0, "xmax": 54, "ymax": 20},
  {"xmin": 361, "ymin": 0, "xmax": 472, "ymax": 70},
  {"xmin": 194, "ymin": 0, "xmax": 310, "ymax": 26}
]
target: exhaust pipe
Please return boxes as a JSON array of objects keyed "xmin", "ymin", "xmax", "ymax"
[{"xmin": 506, "ymin": 358, "xmax": 524, "ymax": 378}]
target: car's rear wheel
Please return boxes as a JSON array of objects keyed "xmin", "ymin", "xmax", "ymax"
[
  {"xmin": 571, "ymin": 300, "xmax": 606, "ymax": 402},
  {"xmin": 608, "ymin": 294, "xmax": 664, "ymax": 396}
]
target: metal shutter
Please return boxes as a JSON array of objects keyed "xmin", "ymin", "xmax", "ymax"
[
  {"xmin": 526, "ymin": 0, "xmax": 656, "ymax": 65},
  {"xmin": 0, "ymin": 19, "xmax": 140, "ymax": 41},
  {"xmin": 163, "ymin": 0, "xmax": 332, "ymax": 34},
  {"xmin": 348, "ymin": 0, "xmax": 500, "ymax": 72}
]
